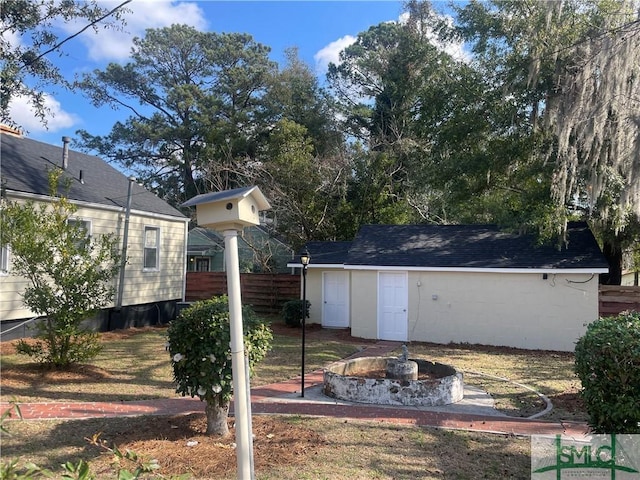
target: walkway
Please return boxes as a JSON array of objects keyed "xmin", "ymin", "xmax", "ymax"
[{"xmin": 1, "ymin": 341, "xmax": 590, "ymax": 438}]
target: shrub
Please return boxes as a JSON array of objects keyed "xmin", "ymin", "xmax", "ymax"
[
  {"xmin": 574, "ymin": 311, "xmax": 640, "ymax": 433},
  {"xmin": 281, "ymin": 299, "xmax": 310, "ymax": 327},
  {"xmin": 166, "ymin": 296, "xmax": 272, "ymax": 436},
  {"xmin": 1, "ymin": 169, "xmax": 120, "ymax": 367}
]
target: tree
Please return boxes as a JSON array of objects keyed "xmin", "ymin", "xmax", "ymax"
[
  {"xmin": 0, "ymin": 0, "xmax": 131, "ymax": 128},
  {"xmin": 264, "ymin": 47, "xmax": 343, "ymax": 159},
  {"xmin": 260, "ymin": 119, "xmax": 345, "ymax": 248},
  {"xmin": 335, "ymin": 147, "xmax": 414, "ymax": 239},
  {"xmin": 166, "ymin": 297, "xmax": 272, "ymax": 436},
  {"xmin": 0, "ymin": 170, "xmax": 121, "ymax": 367},
  {"xmin": 543, "ymin": 4, "xmax": 640, "ymax": 283},
  {"xmin": 256, "ymin": 49, "xmax": 347, "ymax": 245},
  {"xmin": 326, "ymin": 7, "xmax": 478, "ymax": 230},
  {"xmin": 75, "ymin": 25, "xmax": 276, "ymax": 206},
  {"xmin": 454, "ymin": 0, "xmax": 640, "ymax": 281}
]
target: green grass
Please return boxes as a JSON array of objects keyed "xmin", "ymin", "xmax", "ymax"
[
  {"xmin": 390, "ymin": 342, "xmax": 584, "ymax": 421},
  {"xmin": 0, "ymin": 323, "xmax": 584, "ymax": 479},
  {"xmin": 254, "ymin": 334, "xmax": 359, "ymax": 385},
  {"xmin": 0, "ymin": 325, "xmax": 360, "ymax": 403},
  {"xmin": 1, "ymin": 326, "xmax": 584, "ymax": 422}
]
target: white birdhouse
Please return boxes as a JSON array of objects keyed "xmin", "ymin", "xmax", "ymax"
[{"xmin": 182, "ymin": 186, "xmax": 271, "ymax": 231}]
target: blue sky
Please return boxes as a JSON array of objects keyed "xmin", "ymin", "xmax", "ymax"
[{"xmin": 10, "ymin": 1, "xmax": 414, "ymax": 146}]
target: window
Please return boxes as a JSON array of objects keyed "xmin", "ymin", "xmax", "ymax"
[
  {"xmin": 0, "ymin": 244, "xmax": 9, "ymax": 274},
  {"xmin": 68, "ymin": 218, "xmax": 91, "ymax": 251},
  {"xmin": 143, "ymin": 226, "xmax": 160, "ymax": 270}
]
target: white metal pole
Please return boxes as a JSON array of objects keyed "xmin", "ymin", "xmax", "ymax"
[{"xmin": 223, "ymin": 229, "xmax": 254, "ymax": 480}]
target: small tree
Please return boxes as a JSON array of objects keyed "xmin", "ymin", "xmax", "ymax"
[
  {"xmin": 167, "ymin": 296, "xmax": 272, "ymax": 436},
  {"xmin": 0, "ymin": 169, "xmax": 121, "ymax": 367}
]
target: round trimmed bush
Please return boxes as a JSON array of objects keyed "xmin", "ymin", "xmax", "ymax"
[
  {"xmin": 574, "ymin": 311, "xmax": 640, "ymax": 433},
  {"xmin": 167, "ymin": 296, "xmax": 272, "ymax": 436}
]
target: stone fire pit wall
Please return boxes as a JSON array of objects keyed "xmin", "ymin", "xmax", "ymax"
[{"xmin": 323, "ymin": 357, "xmax": 464, "ymax": 406}]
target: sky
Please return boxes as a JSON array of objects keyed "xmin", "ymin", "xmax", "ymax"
[{"xmin": 9, "ymin": 0, "xmax": 415, "ymax": 147}]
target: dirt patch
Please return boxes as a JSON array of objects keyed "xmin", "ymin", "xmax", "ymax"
[
  {"xmin": 1, "ymin": 363, "xmax": 114, "ymax": 389},
  {"xmin": 0, "ymin": 326, "xmax": 165, "ymax": 356},
  {"xmin": 268, "ymin": 321, "xmax": 372, "ymax": 344},
  {"xmin": 81, "ymin": 414, "xmax": 326, "ymax": 479}
]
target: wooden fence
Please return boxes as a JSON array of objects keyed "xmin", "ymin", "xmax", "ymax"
[
  {"xmin": 185, "ymin": 272, "xmax": 300, "ymax": 313},
  {"xmin": 599, "ymin": 285, "xmax": 640, "ymax": 317}
]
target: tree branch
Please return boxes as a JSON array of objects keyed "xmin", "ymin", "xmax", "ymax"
[{"xmin": 20, "ymin": 0, "xmax": 133, "ymax": 71}]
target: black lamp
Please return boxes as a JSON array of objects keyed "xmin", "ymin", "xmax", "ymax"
[{"xmin": 300, "ymin": 248, "xmax": 310, "ymax": 397}]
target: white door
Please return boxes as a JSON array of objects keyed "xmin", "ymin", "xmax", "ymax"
[
  {"xmin": 377, "ymin": 272, "xmax": 408, "ymax": 341},
  {"xmin": 322, "ymin": 271, "xmax": 349, "ymax": 328}
]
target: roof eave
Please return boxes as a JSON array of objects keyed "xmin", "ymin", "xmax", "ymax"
[{"xmin": 343, "ymin": 265, "xmax": 609, "ymax": 273}]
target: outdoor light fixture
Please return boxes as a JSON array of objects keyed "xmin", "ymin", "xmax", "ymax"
[
  {"xmin": 300, "ymin": 250, "xmax": 310, "ymax": 267},
  {"xmin": 300, "ymin": 248, "xmax": 310, "ymax": 398}
]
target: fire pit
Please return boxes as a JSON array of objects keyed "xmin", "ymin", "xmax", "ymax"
[{"xmin": 322, "ymin": 346, "xmax": 463, "ymax": 406}]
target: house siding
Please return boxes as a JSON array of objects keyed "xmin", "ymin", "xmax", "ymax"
[
  {"xmin": 347, "ymin": 270, "xmax": 599, "ymax": 352},
  {"xmin": 0, "ymin": 197, "xmax": 187, "ymax": 323},
  {"xmin": 117, "ymin": 213, "xmax": 186, "ymax": 306}
]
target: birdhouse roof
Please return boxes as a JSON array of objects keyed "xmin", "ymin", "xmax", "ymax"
[{"xmin": 182, "ymin": 186, "xmax": 271, "ymax": 211}]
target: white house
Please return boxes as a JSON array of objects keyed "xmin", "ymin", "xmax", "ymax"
[
  {"xmin": 0, "ymin": 126, "xmax": 189, "ymax": 339},
  {"xmin": 289, "ymin": 223, "xmax": 609, "ymax": 351}
]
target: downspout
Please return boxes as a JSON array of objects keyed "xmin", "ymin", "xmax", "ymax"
[
  {"xmin": 182, "ymin": 220, "xmax": 188, "ymax": 301},
  {"xmin": 116, "ymin": 177, "xmax": 136, "ymax": 309}
]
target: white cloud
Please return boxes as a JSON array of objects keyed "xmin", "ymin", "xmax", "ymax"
[
  {"xmin": 314, "ymin": 35, "xmax": 357, "ymax": 74},
  {"xmin": 8, "ymin": 94, "xmax": 79, "ymax": 134},
  {"xmin": 315, "ymin": 11, "xmax": 470, "ymax": 76},
  {"xmin": 62, "ymin": 0, "xmax": 208, "ymax": 62},
  {"xmin": 1, "ymin": 28, "xmax": 21, "ymax": 51},
  {"xmin": 401, "ymin": 11, "xmax": 470, "ymax": 63}
]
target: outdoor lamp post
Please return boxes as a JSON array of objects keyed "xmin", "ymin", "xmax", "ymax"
[{"xmin": 300, "ymin": 249, "xmax": 310, "ymax": 398}]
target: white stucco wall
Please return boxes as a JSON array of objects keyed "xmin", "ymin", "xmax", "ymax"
[
  {"xmin": 301, "ymin": 268, "xmax": 324, "ymax": 325},
  {"xmin": 347, "ymin": 269, "xmax": 600, "ymax": 351}
]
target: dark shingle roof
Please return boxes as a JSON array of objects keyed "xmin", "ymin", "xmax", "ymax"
[
  {"xmin": 296, "ymin": 241, "xmax": 352, "ymax": 265},
  {"xmin": 344, "ymin": 223, "xmax": 608, "ymax": 270},
  {"xmin": 0, "ymin": 133, "xmax": 184, "ymax": 218}
]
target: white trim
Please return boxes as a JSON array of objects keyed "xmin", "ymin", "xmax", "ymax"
[
  {"xmin": 288, "ymin": 262, "xmax": 607, "ymax": 274},
  {"xmin": 68, "ymin": 216, "xmax": 93, "ymax": 236},
  {"xmin": 287, "ymin": 263, "xmax": 345, "ymax": 269},
  {"xmin": 6, "ymin": 190, "xmax": 188, "ymax": 224},
  {"xmin": 142, "ymin": 225, "xmax": 161, "ymax": 272},
  {"xmin": 344, "ymin": 265, "xmax": 608, "ymax": 274}
]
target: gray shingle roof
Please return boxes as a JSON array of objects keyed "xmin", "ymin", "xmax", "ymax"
[
  {"xmin": 296, "ymin": 241, "xmax": 352, "ymax": 265},
  {"xmin": 296, "ymin": 223, "xmax": 608, "ymax": 270},
  {"xmin": 1, "ymin": 133, "xmax": 184, "ymax": 218},
  {"xmin": 344, "ymin": 222, "xmax": 608, "ymax": 270}
]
